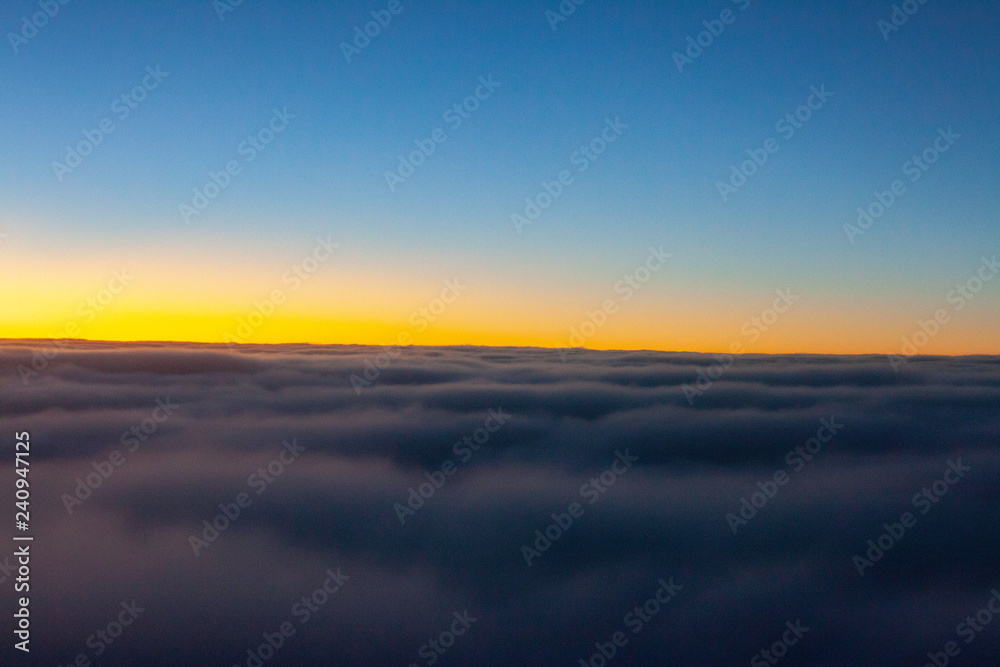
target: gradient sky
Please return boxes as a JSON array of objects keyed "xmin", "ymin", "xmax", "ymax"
[{"xmin": 1, "ymin": 0, "xmax": 997, "ymax": 353}]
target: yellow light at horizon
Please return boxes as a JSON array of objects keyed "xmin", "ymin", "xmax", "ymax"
[{"xmin": 1, "ymin": 251, "xmax": 997, "ymax": 355}]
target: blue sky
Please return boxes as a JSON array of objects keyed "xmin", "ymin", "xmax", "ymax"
[{"xmin": 1, "ymin": 0, "xmax": 998, "ymax": 352}]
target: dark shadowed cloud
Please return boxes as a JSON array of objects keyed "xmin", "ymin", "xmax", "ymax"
[{"xmin": 1, "ymin": 340, "xmax": 998, "ymax": 666}]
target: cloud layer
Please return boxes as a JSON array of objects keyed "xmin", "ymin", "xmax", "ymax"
[{"xmin": 1, "ymin": 340, "xmax": 998, "ymax": 666}]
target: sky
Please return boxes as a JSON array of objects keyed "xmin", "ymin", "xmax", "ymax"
[{"xmin": 1, "ymin": 0, "xmax": 998, "ymax": 354}]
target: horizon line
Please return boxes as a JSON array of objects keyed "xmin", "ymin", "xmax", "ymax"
[{"xmin": 1, "ymin": 337, "xmax": 997, "ymax": 359}]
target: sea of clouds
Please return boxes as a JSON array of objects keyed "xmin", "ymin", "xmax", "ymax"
[{"xmin": 0, "ymin": 340, "xmax": 998, "ymax": 666}]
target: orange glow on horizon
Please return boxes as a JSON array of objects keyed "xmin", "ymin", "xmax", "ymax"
[
  {"xmin": 1, "ymin": 304, "xmax": 997, "ymax": 356},
  {"xmin": 2, "ymin": 249, "xmax": 997, "ymax": 356}
]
